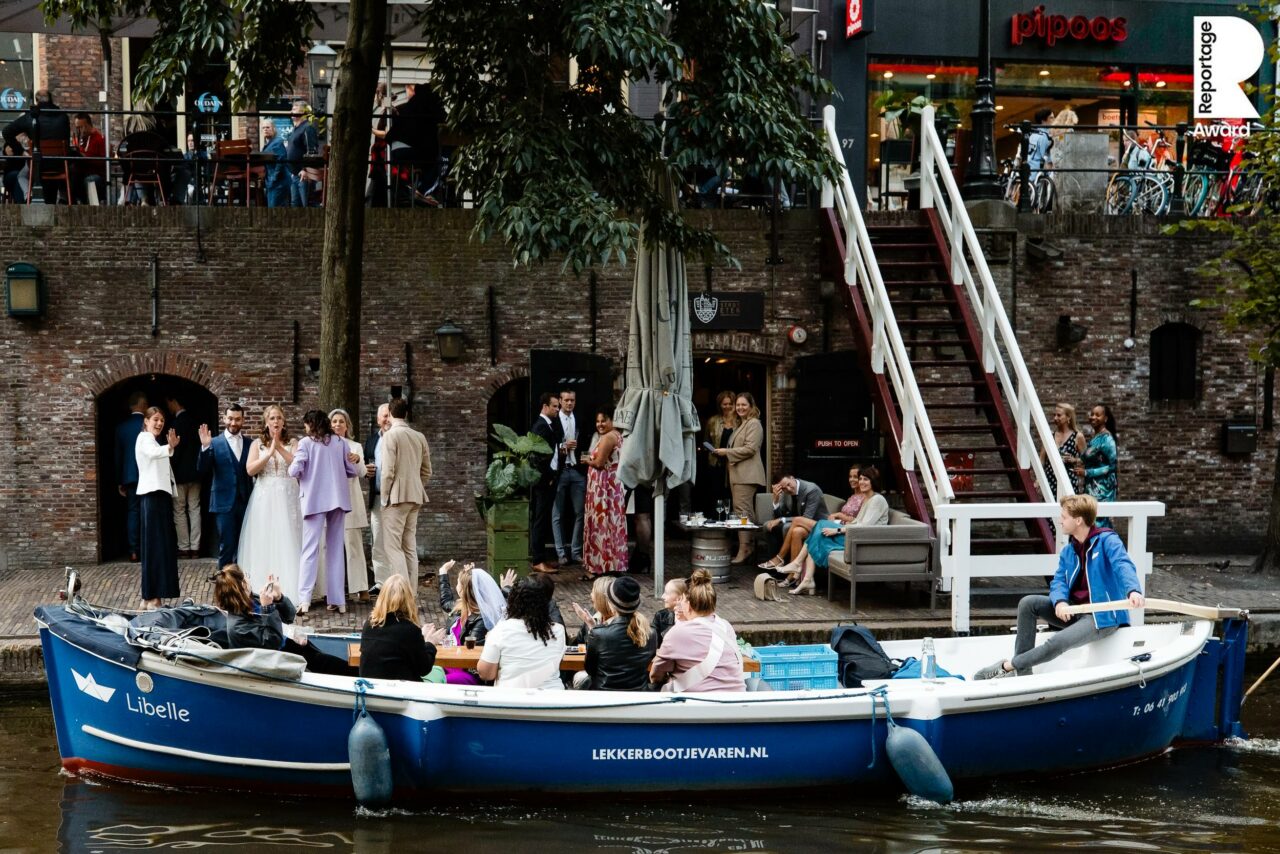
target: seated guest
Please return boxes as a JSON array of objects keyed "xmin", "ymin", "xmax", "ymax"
[
  {"xmin": 782, "ymin": 465, "xmax": 889, "ymax": 596},
  {"xmin": 650, "ymin": 569, "xmax": 746, "ymax": 693},
  {"xmin": 212, "ymin": 564, "xmax": 351, "ymax": 675},
  {"xmin": 652, "ymin": 577, "xmax": 686, "ymax": 644},
  {"xmin": 580, "ymin": 577, "xmax": 656, "ymax": 691},
  {"xmin": 437, "ymin": 559, "xmax": 506, "ymax": 685},
  {"xmin": 976, "ymin": 494, "xmax": 1144, "ymax": 679},
  {"xmin": 359, "ymin": 574, "xmax": 446, "ymax": 681},
  {"xmin": 2, "ymin": 88, "xmax": 71, "ymax": 204},
  {"xmin": 570, "ymin": 576, "xmax": 616, "ymax": 646},
  {"xmin": 477, "ymin": 576, "xmax": 567, "ymax": 690},
  {"xmin": 758, "ymin": 473, "xmax": 831, "ymax": 571},
  {"xmin": 761, "ymin": 466, "xmax": 864, "ymax": 572},
  {"xmin": 71, "ymin": 113, "xmax": 106, "ymax": 204}
]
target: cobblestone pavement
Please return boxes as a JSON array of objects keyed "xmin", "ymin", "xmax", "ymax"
[{"xmin": 4, "ymin": 543, "xmax": 1277, "ymax": 642}]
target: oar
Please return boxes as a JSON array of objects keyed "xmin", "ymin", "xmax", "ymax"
[
  {"xmin": 1063, "ymin": 598, "xmax": 1247, "ymax": 621},
  {"xmin": 1244, "ymin": 654, "xmax": 1280, "ymax": 705}
]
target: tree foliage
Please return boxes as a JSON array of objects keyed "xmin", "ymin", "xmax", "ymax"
[
  {"xmin": 417, "ymin": 0, "xmax": 838, "ymax": 271},
  {"xmin": 42, "ymin": 0, "xmax": 316, "ymax": 109}
]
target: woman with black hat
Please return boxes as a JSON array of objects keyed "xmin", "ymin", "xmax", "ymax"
[{"xmin": 578, "ymin": 576, "xmax": 657, "ymax": 691}]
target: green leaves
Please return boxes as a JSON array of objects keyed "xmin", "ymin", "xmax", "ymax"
[
  {"xmin": 485, "ymin": 423, "xmax": 552, "ymax": 499},
  {"xmin": 41, "ymin": 0, "xmax": 317, "ymax": 109},
  {"xmin": 419, "ymin": 0, "xmax": 837, "ymax": 271}
]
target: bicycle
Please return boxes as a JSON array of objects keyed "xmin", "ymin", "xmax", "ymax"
[
  {"xmin": 1104, "ymin": 129, "xmax": 1172, "ymax": 215},
  {"xmin": 1000, "ymin": 127, "xmax": 1057, "ymax": 213}
]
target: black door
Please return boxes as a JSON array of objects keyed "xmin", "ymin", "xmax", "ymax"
[
  {"xmin": 529, "ymin": 350, "xmax": 615, "ymax": 429},
  {"xmin": 793, "ymin": 351, "xmax": 885, "ymax": 497}
]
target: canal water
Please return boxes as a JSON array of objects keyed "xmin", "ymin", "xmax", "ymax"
[{"xmin": 2, "ymin": 664, "xmax": 1278, "ymax": 853}]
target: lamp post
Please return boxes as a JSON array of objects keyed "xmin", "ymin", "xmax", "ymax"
[
  {"xmin": 963, "ymin": 0, "xmax": 1002, "ymax": 200},
  {"xmin": 307, "ymin": 42, "xmax": 337, "ymax": 118}
]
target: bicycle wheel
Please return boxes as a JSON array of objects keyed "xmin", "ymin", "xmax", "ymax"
[
  {"xmin": 1035, "ymin": 175, "xmax": 1057, "ymax": 213},
  {"xmin": 1134, "ymin": 175, "xmax": 1169, "ymax": 215},
  {"xmin": 1183, "ymin": 171, "xmax": 1212, "ymax": 217},
  {"xmin": 1105, "ymin": 174, "xmax": 1135, "ymax": 215}
]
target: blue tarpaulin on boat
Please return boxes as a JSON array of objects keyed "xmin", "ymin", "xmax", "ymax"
[{"xmin": 34, "ymin": 605, "xmax": 142, "ymax": 669}]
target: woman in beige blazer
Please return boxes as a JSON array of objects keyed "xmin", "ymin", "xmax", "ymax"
[{"xmin": 712, "ymin": 392, "xmax": 766, "ymax": 564}]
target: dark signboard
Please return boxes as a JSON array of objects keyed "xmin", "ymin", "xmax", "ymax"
[{"xmin": 690, "ymin": 291, "xmax": 765, "ymax": 331}]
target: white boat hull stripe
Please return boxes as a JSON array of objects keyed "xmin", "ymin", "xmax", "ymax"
[{"xmin": 81, "ymin": 724, "xmax": 351, "ymax": 771}]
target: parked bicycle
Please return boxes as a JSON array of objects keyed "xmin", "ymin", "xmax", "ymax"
[{"xmin": 1104, "ymin": 128, "xmax": 1172, "ymax": 215}]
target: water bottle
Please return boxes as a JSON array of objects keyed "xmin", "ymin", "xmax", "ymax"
[{"xmin": 921, "ymin": 636, "xmax": 937, "ymax": 681}]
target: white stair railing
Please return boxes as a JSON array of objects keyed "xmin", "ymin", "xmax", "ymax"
[
  {"xmin": 917, "ymin": 105, "xmax": 1073, "ymax": 503},
  {"xmin": 822, "ymin": 105, "xmax": 954, "ymax": 512}
]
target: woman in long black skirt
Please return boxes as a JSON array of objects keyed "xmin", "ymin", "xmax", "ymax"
[{"xmin": 135, "ymin": 406, "xmax": 180, "ymax": 609}]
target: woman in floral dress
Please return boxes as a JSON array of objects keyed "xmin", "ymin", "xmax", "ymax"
[{"xmin": 582, "ymin": 407, "xmax": 627, "ymax": 578}]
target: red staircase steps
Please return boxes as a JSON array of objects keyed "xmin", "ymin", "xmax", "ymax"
[{"xmin": 826, "ymin": 209, "xmax": 1054, "ymax": 556}]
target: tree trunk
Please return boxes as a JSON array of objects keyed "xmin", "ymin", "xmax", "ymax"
[
  {"xmin": 319, "ymin": 0, "xmax": 387, "ymax": 425},
  {"xmin": 1254, "ymin": 441, "xmax": 1280, "ymax": 574}
]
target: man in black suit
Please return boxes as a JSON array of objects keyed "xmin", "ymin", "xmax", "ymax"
[
  {"xmin": 364, "ymin": 403, "xmax": 392, "ymax": 596},
  {"xmin": 167, "ymin": 395, "xmax": 201, "ymax": 558},
  {"xmin": 529, "ymin": 392, "xmax": 562, "ymax": 574},
  {"xmin": 114, "ymin": 391, "xmax": 148, "ymax": 561},
  {"xmin": 763, "ymin": 474, "xmax": 829, "ymax": 555}
]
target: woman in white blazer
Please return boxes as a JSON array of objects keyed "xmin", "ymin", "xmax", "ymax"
[{"xmin": 135, "ymin": 406, "xmax": 181, "ymax": 609}]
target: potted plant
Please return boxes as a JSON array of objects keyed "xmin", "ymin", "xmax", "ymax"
[{"xmin": 475, "ymin": 423, "xmax": 553, "ymax": 577}]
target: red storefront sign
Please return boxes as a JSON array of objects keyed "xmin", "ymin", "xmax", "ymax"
[
  {"xmin": 846, "ymin": 0, "xmax": 864, "ymax": 38},
  {"xmin": 1011, "ymin": 5, "xmax": 1127, "ymax": 47}
]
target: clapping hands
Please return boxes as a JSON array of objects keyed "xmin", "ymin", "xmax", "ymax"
[
  {"xmin": 421, "ymin": 622, "xmax": 447, "ymax": 646},
  {"xmin": 500, "ymin": 569, "xmax": 517, "ymax": 588}
]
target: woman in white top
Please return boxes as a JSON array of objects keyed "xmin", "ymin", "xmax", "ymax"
[
  {"xmin": 328, "ymin": 408, "xmax": 369, "ymax": 602},
  {"xmin": 237, "ymin": 404, "xmax": 304, "ymax": 606},
  {"xmin": 478, "ymin": 576, "xmax": 566, "ymax": 690},
  {"xmin": 135, "ymin": 406, "xmax": 180, "ymax": 609}
]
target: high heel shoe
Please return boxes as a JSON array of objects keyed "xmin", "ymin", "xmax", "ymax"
[{"xmin": 789, "ymin": 578, "xmax": 816, "ymax": 596}]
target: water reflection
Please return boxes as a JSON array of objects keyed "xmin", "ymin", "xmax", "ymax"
[{"xmin": 0, "ymin": 662, "xmax": 1274, "ymax": 853}]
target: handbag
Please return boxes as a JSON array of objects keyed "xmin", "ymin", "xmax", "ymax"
[{"xmin": 753, "ymin": 572, "xmax": 782, "ymax": 602}]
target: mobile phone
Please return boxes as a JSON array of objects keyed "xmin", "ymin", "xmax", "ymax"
[{"xmin": 702, "ymin": 441, "xmax": 715, "ymax": 452}]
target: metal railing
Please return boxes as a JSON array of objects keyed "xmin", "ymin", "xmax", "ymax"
[
  {"xmin": 821, "ymin": 104, "xmax": 955, "ymax": 513},
  {"xmin": 937, "ymin": 501, "xmax": 1164, "ymax": 632}
]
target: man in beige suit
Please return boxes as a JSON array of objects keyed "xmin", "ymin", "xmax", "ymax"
[{"xmin": 379, "ymin": 397, "xmax": 432, "ymax": 588}]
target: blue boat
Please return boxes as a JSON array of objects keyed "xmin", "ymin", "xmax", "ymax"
[{"xmin": 34, "ymin": 590, "xmax": 1250, "ymax": 801}]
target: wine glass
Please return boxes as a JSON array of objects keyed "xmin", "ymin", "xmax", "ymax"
[{"xmin": 716, "ymin": 500, "xmax": 727, "ymax": 523}]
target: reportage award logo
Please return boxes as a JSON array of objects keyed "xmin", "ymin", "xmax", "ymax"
[{"xmin": 1194, "ymin": 16, "xmax": 1264, "ymax": 131}]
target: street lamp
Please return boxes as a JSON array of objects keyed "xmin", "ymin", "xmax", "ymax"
[
  {"xmin": 963, "ymin": 0, "xmax": 1002, "ymax": 199},
  {"xmin": 307, "ymin": 42, "xmax": 337, "ymax": 113}
]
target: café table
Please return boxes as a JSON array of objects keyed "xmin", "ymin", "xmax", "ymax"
[{"xmin": 676, "ymin": 517, "xmax": 760, "ymax": 584}]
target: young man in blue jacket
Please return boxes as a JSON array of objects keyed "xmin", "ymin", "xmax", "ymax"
[{"xmin": 976, "ymin": 494, "xmax": 1145, "ymax": 679}]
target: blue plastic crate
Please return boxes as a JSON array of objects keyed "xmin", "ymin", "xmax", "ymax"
[{"xmin": 754, "ymin": 643, "xmax": 839, "ymax": 690}]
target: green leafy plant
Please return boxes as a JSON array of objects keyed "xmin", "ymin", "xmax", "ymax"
[
  {"xmin": 484, "ymin": 424, "xmax": 552, "ymax": 501},
  {"xmin": 873, "ymin": 89, "xmax": 959, "ymax": 139}
]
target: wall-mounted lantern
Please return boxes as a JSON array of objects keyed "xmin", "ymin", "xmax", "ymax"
[
  {"xmin": 435, "ymin": 320, "xmax": 465, "ymax": 361},
  {"xmin": 5, "ymin": 263, "xmax": 44, "ymax": 318}
]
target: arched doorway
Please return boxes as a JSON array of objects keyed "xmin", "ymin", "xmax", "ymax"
[
  {"xmin": 96, "ymin": 375, "xmax": 220, "ymax": 562},
  {"xmin": 487, "ymin": 376, "xmax": 532, "ymax": 448}
]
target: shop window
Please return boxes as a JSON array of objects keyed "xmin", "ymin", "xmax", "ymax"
[
  {"xmin": 0, "ymin": 33, "xmax": 34, "ymax": 125},
  {"xmin": 1149, "ymin": 322, "xmax": 1199, "ymax": 402}
]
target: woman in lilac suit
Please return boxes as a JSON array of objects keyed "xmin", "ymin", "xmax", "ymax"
[{"xmin": 288, "ymin": 410, "xmax": 358, "ymax": 614}]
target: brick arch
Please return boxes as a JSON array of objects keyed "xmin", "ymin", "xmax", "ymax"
[
  {"xmin": 83, "ymin": 353, "xmax": 233, "ymax": 398},
  {"xmin": 483, "ymin": 365, "xmax": 530, "ymax": 397},
  {"xmin": 692, "ymin": 331, "xmax": 786, "ymax": 361}
]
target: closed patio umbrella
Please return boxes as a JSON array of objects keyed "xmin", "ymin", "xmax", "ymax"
[{"xmin": 616, "ymin": 167, "xmax": 698, "ymax": 596}]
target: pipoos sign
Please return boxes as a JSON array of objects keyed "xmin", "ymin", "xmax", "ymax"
[
  {"xmin": 1193, "ymin": 17, "xmax": 1263, "ymax": 120},
  {"xmin": 1011, "ymin": 5, "xmax": 1126, "ymax": 47}
]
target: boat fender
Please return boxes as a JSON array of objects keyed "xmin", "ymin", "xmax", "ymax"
[
  {"xmin": 870, "ymin": 688, "xmax": 953, "ymax": 803},
  {"xmin": 349, "ymin": 679, "xmax": 393, "ymax": 806}
]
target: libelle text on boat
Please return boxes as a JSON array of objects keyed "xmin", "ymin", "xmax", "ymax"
[
  {"xmin": 591, "ymin": 746, "xmax": 769, "ymax": 761},
  {"xmin": 126, "ymin": 694, "xmax": 191, "ymax": 722}
]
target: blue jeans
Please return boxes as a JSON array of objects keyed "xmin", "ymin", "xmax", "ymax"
[
  {"xmin": 290, "ymin": 174, "xmax": 317, "ymax": 207},
  {"xmin": 265, "ymin": 183, "xmax": 290, "ymax": 207},
  {"xmin": 553, "ymin": 466, "xmax": 586, "ymax": 561}
]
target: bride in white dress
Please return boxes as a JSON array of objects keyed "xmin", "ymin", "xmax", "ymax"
[{"xmin": 237, "ymin": 404, "xmax": 304, "ymax": 606}]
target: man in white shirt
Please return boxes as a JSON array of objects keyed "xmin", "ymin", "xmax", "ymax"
[
  {"xmin": 552, "ymin": 388, "xmax": 587, "ymax": 566},
  {"xmin": 365, "ymin": 403, "xmax": 392, "ymax": 596},
  {"xmin": 197, "ymin": 404, "xmax": 253, "ymax": 571}
]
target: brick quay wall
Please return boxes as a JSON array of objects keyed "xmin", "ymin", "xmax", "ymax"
[{"xmin": 0, "ymin": 206, "xmax": 1267, "ymax": 570}]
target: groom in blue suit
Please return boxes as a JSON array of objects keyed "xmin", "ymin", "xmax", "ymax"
[{"xmin": 197, "ymin": 403, "xmax": 253, "ymax": 570}]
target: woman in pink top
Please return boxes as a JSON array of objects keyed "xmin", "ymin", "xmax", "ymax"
[{"xmin": 650, "ymin": 569, "xmax": 746, "ymax": 693}]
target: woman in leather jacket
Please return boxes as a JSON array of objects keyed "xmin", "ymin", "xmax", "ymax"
[{"xmin": 578, "ymin": 576, "xmax": 656, "ymax": 691}]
